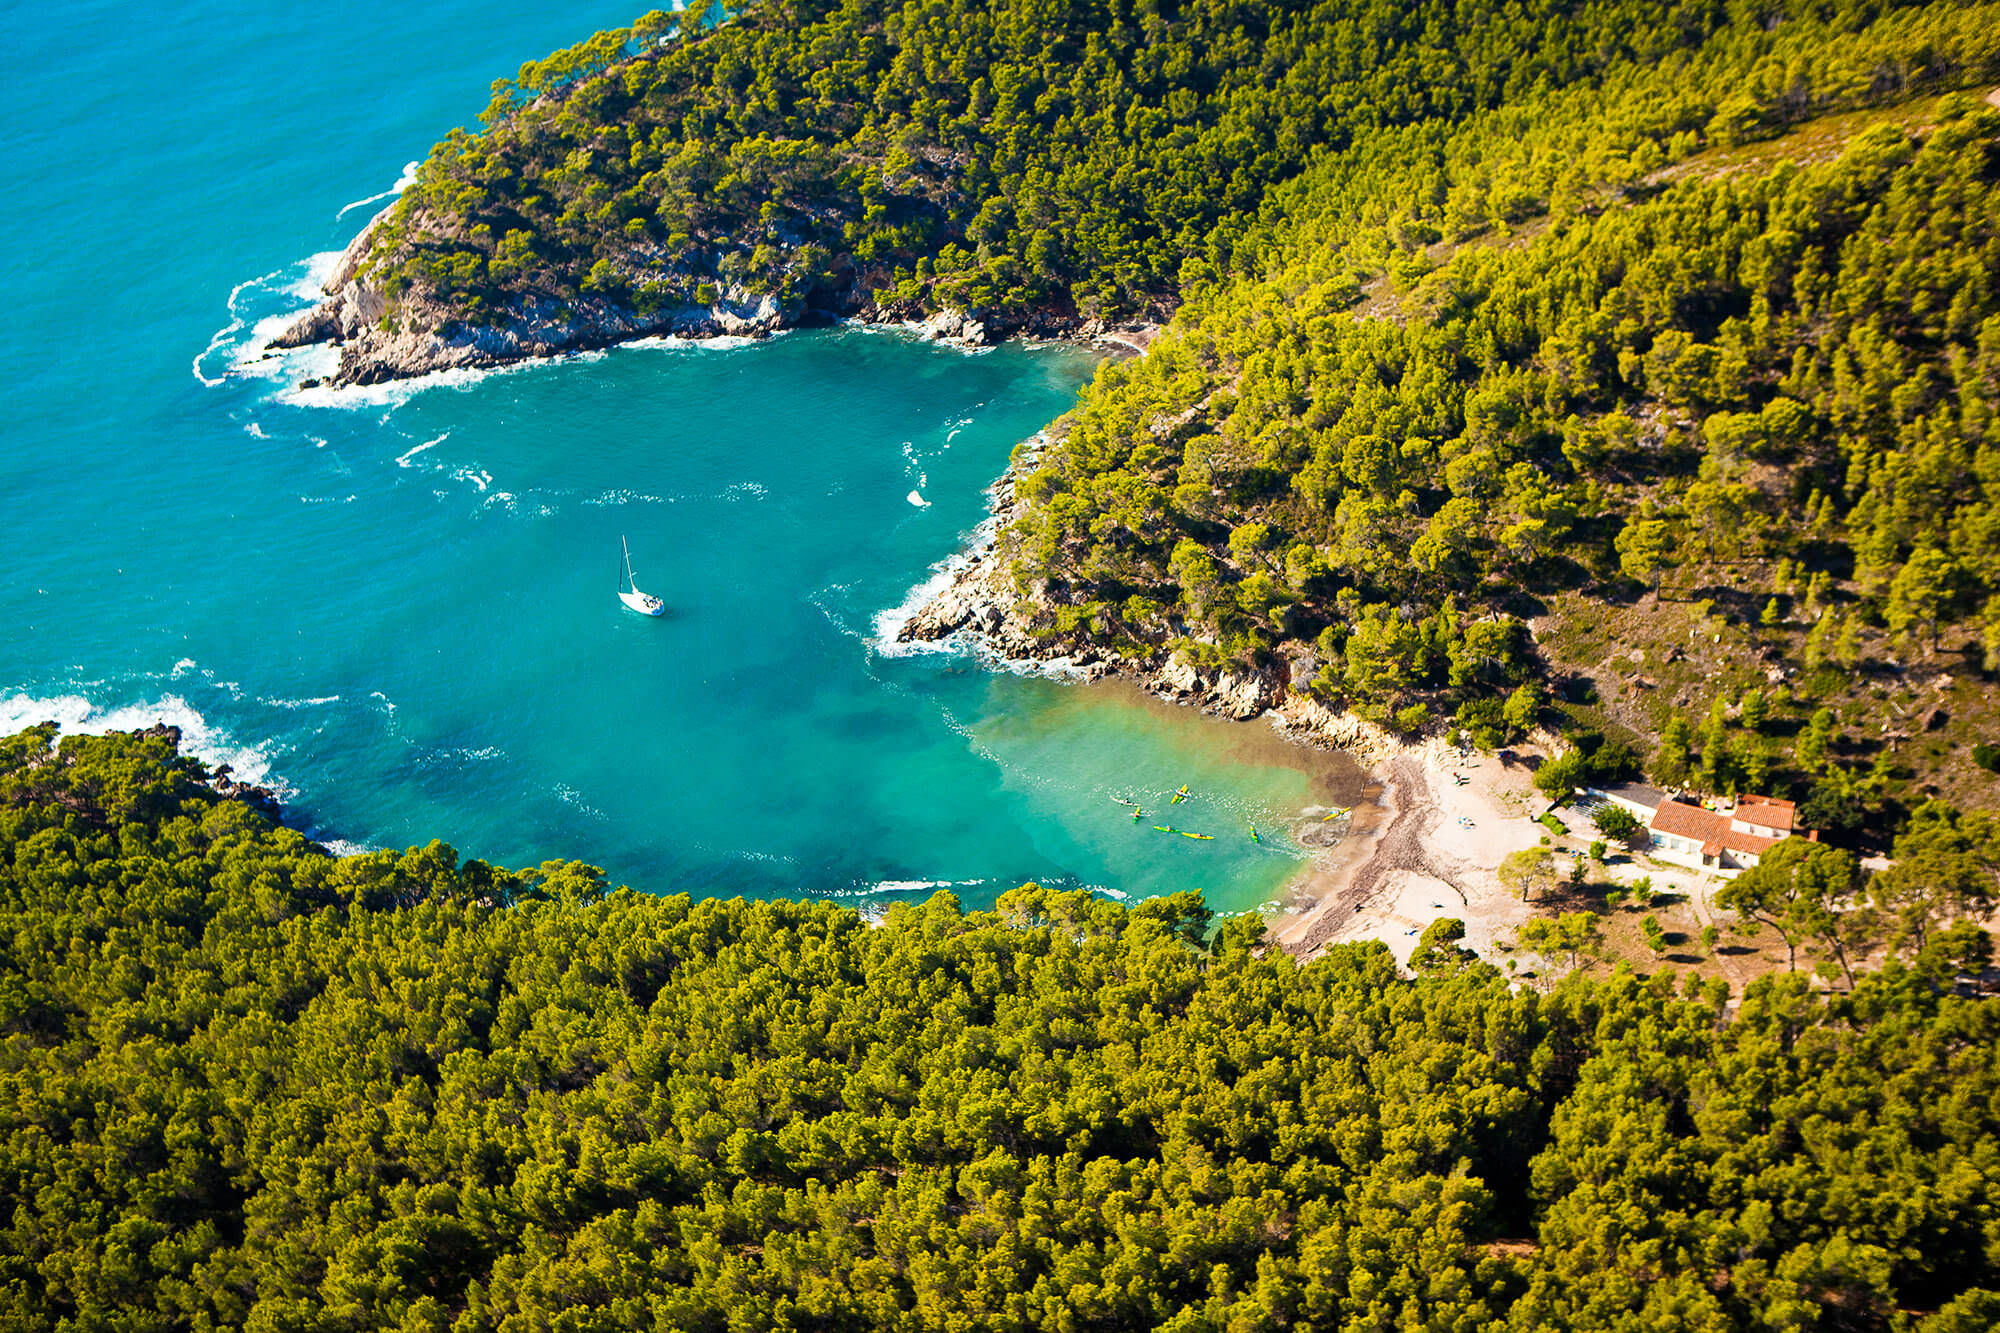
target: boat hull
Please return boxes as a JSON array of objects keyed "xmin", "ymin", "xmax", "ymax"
[{"xmin": 619, "ymin": 590, "xmax": 665, "ymax": 616}]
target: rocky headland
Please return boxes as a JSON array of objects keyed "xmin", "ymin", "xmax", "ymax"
[
  {"xmin": 892, "ymin": 433, "xmax": 1402, "ymax": 765},
  {"xmin": 271, "ymin": 213, "xmax": 1157, "ymax": 388}
]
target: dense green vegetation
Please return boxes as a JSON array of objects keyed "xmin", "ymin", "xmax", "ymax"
[
  {"xmin": 1012, "ymin": 85, "xmax": 2000, "ymax": 737},
  {"xmin": 985, "ymin": 9, "xmax": 2000, "ymax": 822},
  {"xmin": 4, "ymin": 726, "xmax": 1999, "ymax": 1330},
  {"xmin": 371, "ymin": 0, "xmax": 1968, "ymax": 327}
]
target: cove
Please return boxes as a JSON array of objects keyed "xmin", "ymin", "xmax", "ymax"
[{"xmin": 0, "ymin": 0, "xmax": 1361, "ymax": 918}]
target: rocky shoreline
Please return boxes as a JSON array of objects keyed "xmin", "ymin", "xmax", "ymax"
[
  {"xmin": 130, "ymin": 723, "xmax": 287, "ymax": 820},
  {"xmin": 891, "ymin": 439, "xmax": 1403, "ymax": 765},
  {"xmin": 271, "ymin": 213, "xmax": 1159, "ymax": 388}
]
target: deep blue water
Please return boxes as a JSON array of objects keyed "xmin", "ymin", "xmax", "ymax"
[{"xmin": 0, "ymin": 0, "xmax": 1358, "ymax": 913}]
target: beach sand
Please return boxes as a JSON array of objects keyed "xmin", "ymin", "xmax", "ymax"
[{"xmin": 1272, "ymin": 736, "xmax": 1546, "ymax": 968}]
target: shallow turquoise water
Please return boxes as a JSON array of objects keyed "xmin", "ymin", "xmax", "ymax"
[{"xmin": 0, "ymin": 1, "xmax": 1359, "ymax": 913}]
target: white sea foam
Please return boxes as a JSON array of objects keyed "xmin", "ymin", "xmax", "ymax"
[
  {"xmin": 552, "ymin": 783, "xmax": 608, "ymax": 820},
  {"xmin": 478, "ymin": 491, "xmax": 545, "ymax": 518},
  {"xmin": 170, "ymin": 658, "xmax": 198, "ymax": 680},
  {"xmin": 333, "ymin": 160, "xmax": 421, "ymax": 221},
  {"xmin": 395, "ymin": 432, "xmax": 448, "ymax": 466},
  {"xmin": 319, "ymin": 838, "xmax": 376, "ymax": 858},
  {"xmin": 285, "ymin": 359, "xmax": 519, "ymax": 411},
  {"xmin": 290, "ymin": 249, "xmax": 343, "ymax": 298},
  {"xmin": 232, "ymin": 311, "xmax": 309, "ymax": 367},
  {"xmin": 583, "ymin": 488, "xmax": 663, "ymax": 507},
  {"xmin": 737, "ymin": 849, "xmax": 798, "ymax": 867},
  {"xmin": 868, "ymin": 515, "xmax": 999, "ymax": 654},
  {"xmin": 725, "ymin": 481, "xmax": 768, "ymax": 501},
  {"xmin": 838, "ymin": 877, "xmax": 993, "ymax": 899},
  {"xmin": 454, "ymin": 467, "xmax": 492, "ymax": 493},
  {"xmin": 281, "ymin": 319, "xmax": 779, "ymax": 412},
  {"xmin": 620, "ymin": 332, "xmax": 766, "ymax": 354},
  {"xmin": 192, "ymin": 263, "xmax": 287, "ymax": 386},
  {"xmin": 298, "ymin": 494, "xmax": 356, "ymax": 505},
  {"xmin": 245, "ymin": 421, "xmax": 269, "ymax": 439},
  {"xmin": 196, "ymin": 253, "xmax": 347, "ymax": 387},
  {"xmin": 0, "ymin": 690, "xmax": 285, "ymax": 792},
  {"xmin": 906, "ymin": 490, "xmax": 929, "ymax": 507},
  {"xmin": 260, "ymin": 695, "xmax": 340, "ymax": 710},
  {"xmin": 243, "ymin": 341, "xmax": 339, "ymax": 388},
  {"xmin": 368, "ymin": 691, "xmax": 397, "ymax": 714}
]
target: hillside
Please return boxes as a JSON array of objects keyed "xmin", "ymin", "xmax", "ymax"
[
  {"xmin": 1, "ymin": 726, "xmax": 1997, "ymax": 1330},
  {"xmin": 947, "ymin": 82, "xmax": 2000, "ymax": 841}
]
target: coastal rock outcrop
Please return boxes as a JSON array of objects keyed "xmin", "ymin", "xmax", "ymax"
[
  {"xmin": 914, "ymin": 307, "xmax": 991, "ymax": 347},
  {"xmin": 891, "ymin": 436, "xmax": 1399, "ymax": 751},
  {"xmin": 272, "ymin": 256, "xmax": 804, "ymax": 386},
  {"xmin": 269, "ymin": 211, "xmax": 1153, "ymax": 387}
]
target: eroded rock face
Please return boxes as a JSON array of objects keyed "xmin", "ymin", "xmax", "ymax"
[
  {"xmin": 915, "ymin": 307, "xmax": 990, "ymax": 346},
  {"xmin": 1209, "ymin": 667, "xmax": 1284, "ymax": 720},
  {"xmin": 268, "ymin": 212, "xmax": 1030, "ymax": 387},
  {"xmin": 277, "ymin": 280, "xmax": 806, "ymax": 387}
]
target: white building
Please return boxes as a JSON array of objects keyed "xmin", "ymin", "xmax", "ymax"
[{"xmin": 1584, "ymin": 785, "xmax": 1809, "ymax": 877}]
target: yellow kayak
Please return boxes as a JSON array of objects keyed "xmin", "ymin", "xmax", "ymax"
[
  {"xmin": 1170, "ymin": 784, "xmax": 1189, "ymax": 804},
  {"xmin": 1179, "ymin": 830, "xmax": 1213, "ymax": 841}
]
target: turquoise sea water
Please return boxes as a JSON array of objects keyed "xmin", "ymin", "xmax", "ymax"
[{"xmin": 1, "ymin": 1, "xmax": 1360, "ymax": 913}]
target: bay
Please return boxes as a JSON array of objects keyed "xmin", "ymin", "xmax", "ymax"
[{"xmin": 0, "ymin": 0, "xmax": 1361, "ymax": 915}]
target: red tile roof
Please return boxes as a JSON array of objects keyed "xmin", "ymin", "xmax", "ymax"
[
  {"xmin": 1722, "ymin": 829, "xmax": 1781, "ymax": 857},
  {"xmin": 1650, "ymin": 799, "xmax": 1786, "ymax": 860},
  {"xmin": 1650, "ymin": 799, "xmax": 1725, "ymax": 842},
  {"xmin": 1733, "ymin": 795, "xmax": 1797, "ymax": 833}
]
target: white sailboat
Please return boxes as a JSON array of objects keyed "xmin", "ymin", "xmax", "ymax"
[{"xmin": 618, "ymin": 536, "xmax": 665, "ymax": 616}]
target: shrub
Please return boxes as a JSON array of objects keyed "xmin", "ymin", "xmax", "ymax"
[
  {"xmin": 1455, "ymin": 698, "xmax": 1508, "ymax": 751},
  {"xmin": 1534, "ymin": 751, "xmax": 1586, "ymax": 802},
  {"xmin": 1591, "ymin": 804, "xmax": 1644, "ymax": 843}
]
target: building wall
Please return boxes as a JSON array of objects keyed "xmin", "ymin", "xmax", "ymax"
[{"xmin": 1650, "ymin": 833, "xmax": 1707, "ymax": 873}]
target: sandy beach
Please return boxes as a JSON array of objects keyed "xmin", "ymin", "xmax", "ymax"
[{"xmin": 1272, "ymin": 735, "xmax": 1546, "ymax": 968}]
